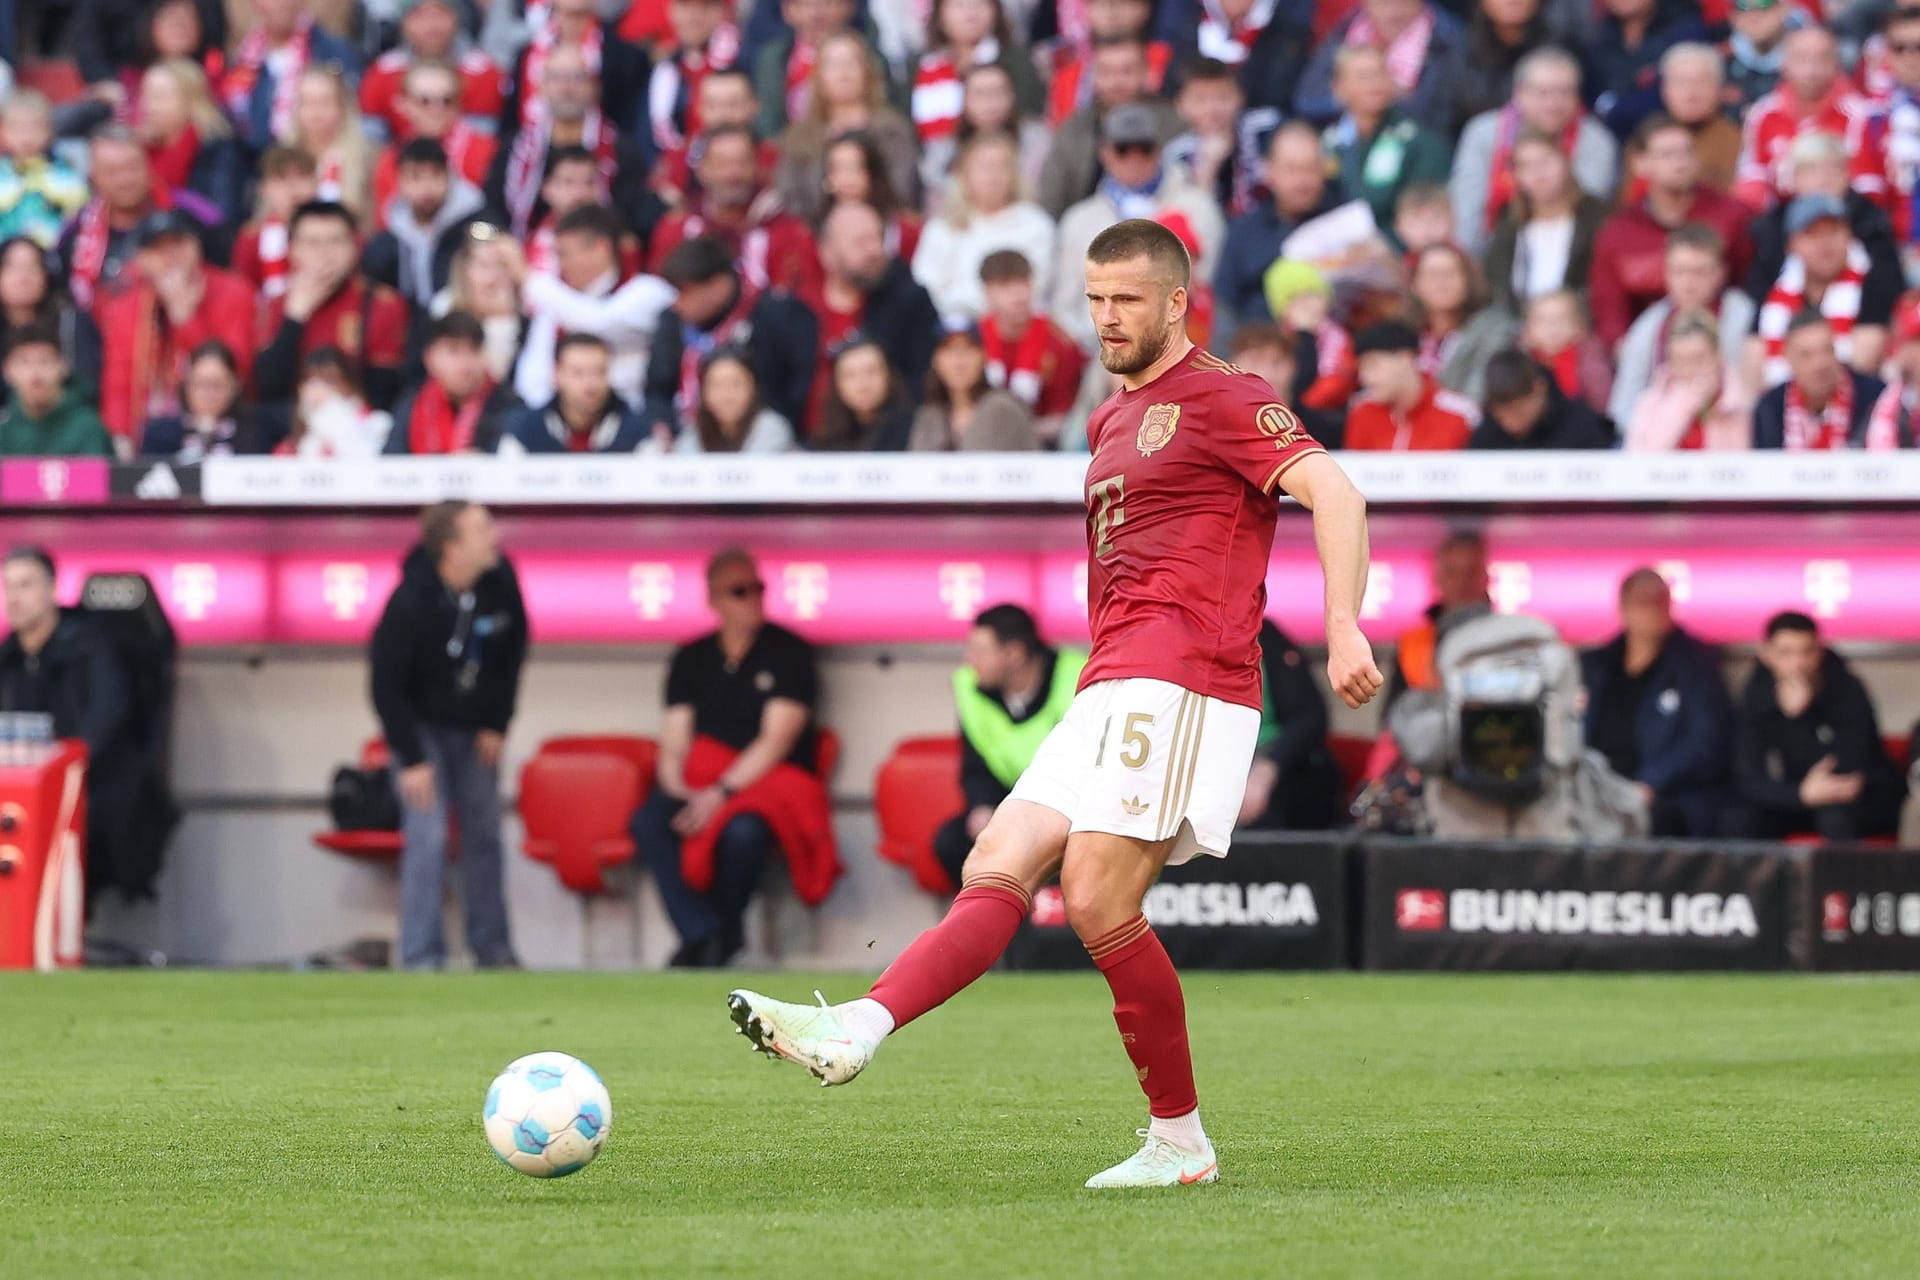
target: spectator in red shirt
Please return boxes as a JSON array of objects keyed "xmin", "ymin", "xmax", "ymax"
[
  {"xmin": 1742, "ymin": 129, "xmax": 1905, "ymax": 309},
  {"xmin": 1046, "ymin": 0, "xmax": 1171, "ymax": 128},
  {"xmin": 386, "ymin": 312, "xmax": 523, "ymax": 454},
  {"xmin": 1591, "ymin": 115, "xmax": 1754, "ymax": 346},
  {"xmin": 647, "ymin": 125, "xmax": 821, "ymax": 296},
  {"xmin": 232, "ymin": 145, "xmax": 317, "ymax": 304},
  {"xmin": 96, "ymin": 209, "xmax": 256, "ymax": 453},
  {"xmin": 978, "ymin": 248, "xmax": 1086, "ymax": 443},
  {"xmin": 57, "ymin": 126, "xmax": 223, "ymax": 313},
  {"xmin": 806, "ymin": 200, "xmax": 942, "ymax": 429},
  {"xmin": 255, "ymin": 200, "xmax": 411, "ymax": 423},
  {"xmin": 372, "ymin": 62, "xmax": 500, "ymax": 229},
  {"xmin": 1735, "ymin": 26, "xmax": 1890, "ymax": 214},
  {"xmin": 360, "ymin": 0, "xmax": 505, "ymax": 144},
  {"xmin": 1346, "ymin": 319, "xmax": 1481, "ymax": 449},
  {"xmin": 136, "ymin": 58, "xmax": 246, "ymax": 227}
]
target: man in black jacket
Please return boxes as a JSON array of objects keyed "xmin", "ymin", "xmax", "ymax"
[
  {"xmin": 0, "ymin": 546, "xmax": 153, "ymax": 903},
  {"xmin": 643, "ymin": 235, "xmax": 819, "ymax": 436},
  {"xmin": 370, "ymin": 502, "xmax": 529, "ymax": 969},
  {"xmin": 363, "ymin": 140, "xmax": 487, "ymax": 311},
  {"xmin": 1469, "ymin": 350, "xmax": 1615, "ymax": 450},
  {"xmin": 1240, "ymin": 620, "xmax": 1345, "ymax": 830},
  {"xmin": 814, "ymin": 201, "xmax": 941, "ymax": 401},
  {"xmin": 1723, "ymin": 611, "xmax": 1903, "ymax": 841},
  {"xmin": 937, "ymin": 605, "xmax": 1086, "ymax": 889},
  {"xmin": 1753, "ymin": 312, "xmax": 1907, "ymax": 450},
  {"xmin": 386, "ymin": 313, "xmax": 524, "ymax": 454}
]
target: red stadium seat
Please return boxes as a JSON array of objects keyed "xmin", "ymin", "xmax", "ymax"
[
  {"xmin": 17, "ymin": 60, "xmax": 86, "ymax": 105},
  {"xmin": 874, "ymin": 737, "xmax": 965, "ymax": 895},
  {"xmin": 815, "ymin": 727, "xmax": 841, "ymax": 782},
  {"xmin": 518, "ymin": 752, "xmax": 643, "ymax": 894},
  {"xmin": 539, "ymin": 736, "xmax": 659, "ymax": 805},
  {"xmin": 1326, "ymin": 734, "xmax": 1375, "ymax": 798},
  {"xmin": 312, "ymin": 737, "xmax": 403, "ymax": 864}
]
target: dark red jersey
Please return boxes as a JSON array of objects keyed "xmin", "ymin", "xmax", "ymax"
[{"xmin": 1079, "ymin": 347, "xmax": 1325, "ymax": 710}]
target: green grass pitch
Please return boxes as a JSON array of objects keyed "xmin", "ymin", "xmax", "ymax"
[{"xmin": 4, "ymin": 971, "xmax": 1919, "ymax": 1279}]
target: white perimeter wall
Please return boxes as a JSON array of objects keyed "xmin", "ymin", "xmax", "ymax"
[{"xmin": 88, "ymin": 643, "xmax": 1920, "ymax": 971}]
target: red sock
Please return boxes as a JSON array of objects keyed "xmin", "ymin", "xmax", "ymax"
[
  {"xmin": 866, "ymin": 873, "xmax": 1029, "ymax": 1028},
  {"xmin": 1086, "ymin": 914, "xmax": 1197, "ymax": 1119}
]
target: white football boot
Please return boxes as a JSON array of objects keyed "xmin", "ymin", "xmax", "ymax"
[
  {"xmin": 728, "ymin": 989, "xmax": 877, "ymax": 1086},
  {"xmin": 1083, "ymin": 1130, "xmax": 1221, "ymax": 1189}
]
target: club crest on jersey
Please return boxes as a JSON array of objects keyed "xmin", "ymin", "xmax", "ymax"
[
  {"xmin": 1257, "ymin": 403, "xmax": 1306, "ymax": 445},
  {"xmin": 1137, "ymin": 404, "xmax": 1181, "ymax": 456}
]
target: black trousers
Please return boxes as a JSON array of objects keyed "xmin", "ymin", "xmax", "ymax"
[
  {"xmin": 1720, "ymin": 785, "xmax": 1905, "ymax": 841},
  {"xmin": 933, "ymin": 813, "xmax": 974, "ymax": 891}
]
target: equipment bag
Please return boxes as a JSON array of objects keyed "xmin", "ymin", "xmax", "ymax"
[{"xmin": 329, "ymin": 766, "xmax": 401, "ymax": 832}]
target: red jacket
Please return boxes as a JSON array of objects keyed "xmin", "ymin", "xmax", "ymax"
[
  {"xmin": 1588, "ymin": 188, "xmax": 1754, "ymax": 347},
  {"xmin": 259, "ymin": 278, "xmax": 411, "ymax": 370},
  {"xmin": 97, "ymin": 266, "xmax": 256, "ymax": 445},
  {"xmin": 646, "ymin": 203, "xmax": 822, "ymax": 297},
  {"xmin": 679, "ymin": 734, "xmax": 842, "ymax": 907},
  {"xmin": 358, "ymin": 47, "xmax": 505, "ymax": 138},
  {"xmin": 1735, "ymin": 86, "xmax": 1889, "ymax": 213},
  {"xmin": 1344, "ymin": 378, "xmax": 1478, "ymax": 451}
]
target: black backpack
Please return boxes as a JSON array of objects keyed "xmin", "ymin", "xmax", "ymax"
[{"xmin": 329, "ymin": 765, "xmax": 401, "ymax": 832}]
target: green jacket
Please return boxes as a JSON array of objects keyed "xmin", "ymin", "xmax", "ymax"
[
  {"xmin": 0, "ymin": 389, "xmax": 112, "ymax": 458},
  {"xmin": 954, "ymin": 648, "xmax": 1088, "ymax": 791},
  {"xmin": 1324, "ymin": 108, "xmax": 1454, "ymax": 244}
]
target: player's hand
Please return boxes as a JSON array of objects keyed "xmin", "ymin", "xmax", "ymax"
[
  {"xmin": 1327, "ymin": 624, "xmax": 1384, "ymax": 709},
  {"xmin": 475, "ymin": 729, "xmax": 505, "ymax": 769},
  {"xmin": 398, "ymin": 762, "xmax": 436, "ymax": 812}
]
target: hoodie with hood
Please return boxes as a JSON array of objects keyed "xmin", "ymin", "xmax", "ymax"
[
  {"xmin": 370, "ymin": 546, "xmax": 528, "ymax": 769},
  {"xmin": 363, "ymin": 179, "xmax": 489, "ymax": 309},
  {"xmin": 0, "ymin": 387, "xmax": 113, "ymax": 458},
  {"xmin": 1732, "ymin": 648, "xmax": 1901, "ymax": 813}
]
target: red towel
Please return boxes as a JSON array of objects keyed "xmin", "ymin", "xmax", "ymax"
[{"xmin": 679, "ymin": 735, "xmax": 843, "ymax": 906}]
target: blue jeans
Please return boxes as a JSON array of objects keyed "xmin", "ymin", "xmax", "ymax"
[
  {"xmin": 393, "ymin": 724, "xmax": 516, "ymax": 970},
  {"xmin": 633, "ymin": 788, "xmax": 774, "ymax": 949}
]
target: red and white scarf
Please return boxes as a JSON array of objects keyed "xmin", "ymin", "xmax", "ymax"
[
  {"xmin": 257, "ymin": 217, "xmax": 290, "ymax": 299},
  {"xmin": 409, "ymin": 376, "xmax": 496, "ymax": 454},
  {"xmin": 912, "ymin": 39, "xmax": 998, "ymax": 142},
  {"xmin": 315, "ymin": 150, "xmax": 344, "ymax": 203},
  {"xmin": 1485, "ymin": 105, "xmax": 1583, "ymax": 232},
  {"xmin": 503, "ymin": 109, "xmax": 617, "ymax": 238},
  {"xmin": 1783, "ymin": 370, "xmax": 1902, "ymax": 450},
  {"xmin": 677, "ymin": 283, "xmax": 759, "ymax": 425},
  {"xmin": 786, "ymin": 38, "xmax": 818, "ymax": 121},
  {"xmin": 225, "ymin": 16, "xmax": 315, "ymax": 139},
  {"xmin": 649, "ymin": 24, "xmax": 742, "ymax": 152},
  {"xmin": 69, "ymin": 188, "xmax": 171, "ymax": 310},
  {"xmin": 527, "ymin": 219, "xmax": 558, "ymax": 274},
  {"xmin": 1345, "ymin": 6, "xmax": 1434, "ymax": 96},
  {"xmin": 1196, "ymin": 0, "xmax": 1277, "ymax": 64},
  {"xmin": 1757, "ymin": 241, "xmax": 1869, "ymax": 385},
  {"xmin": 981, "ymin": 314, "xmax": 1051, "ymax": 405},
  {"xmin": 520, "ymin": 17, "xmax": 604, "ymax": 131},
  {"xmin": 1315, "ymin": 318, "xmax": 1351, "ymax": 378}
]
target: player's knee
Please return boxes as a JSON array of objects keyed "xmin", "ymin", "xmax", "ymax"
[
  {"xmin": 959, "ymin": 824, "xmax": 1015, "ymax": 884},
  {"xmin": 1060, "ymin": 873, "xmax": 1130, "ymax": 942}
]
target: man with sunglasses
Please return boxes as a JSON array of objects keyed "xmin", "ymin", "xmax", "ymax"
[
  {"xmin": 370, "ymin": 62, "xmax": 500, "ymax": 225},
  {"xmin": 360, "ymin": 0, "xmax": 506, "ymax": 143},
  {"xmin": 634, "ymin": 549, "xmax": 829, "ymax": 969}
]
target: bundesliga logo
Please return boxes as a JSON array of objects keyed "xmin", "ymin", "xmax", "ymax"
[
  {"xmin": 1822, "ymin": 890, "xmax": 1920, "ymax": 941},
  {"xmin": 1396, "ymin": 888, "xmax": 1760, "ymax": 938}
]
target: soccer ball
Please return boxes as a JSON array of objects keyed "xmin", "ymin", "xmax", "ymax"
[{"xmin": 483, "ymin": 1052, "xmax": 613, "ymax": 1178}]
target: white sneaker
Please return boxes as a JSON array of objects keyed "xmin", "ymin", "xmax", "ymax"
[
  {"xmin": 1083, "ymin": 1130, "xmax": 1220, "ymax": 1189},
  {"xmin": 727, "ymin": 989, "xmax": 877, "ymax": 1086}
]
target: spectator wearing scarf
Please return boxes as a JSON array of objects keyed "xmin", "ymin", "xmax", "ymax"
[
  {"xmin": 387, "ymin": 312, "xmax": 523, "ymax": 454},
  {"xmin": 1754, "ymin": 195, "xmax": 1897, "ymax": 388},
  {"xmin": 1753, "ymin": 311, "xmax": 1905, "ymax": 449},
  {"xmin": 1293, "ymin": 0, "xmax": 1463, "ymax": 126},
  {"xmin": 220, "ymin": 3, "xmax": 357, "ymax": 150}
]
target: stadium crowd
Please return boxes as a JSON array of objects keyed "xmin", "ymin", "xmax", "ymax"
[{"xmin": 0, "ymin": 0, "xmax": 1919, "ymax": 456}]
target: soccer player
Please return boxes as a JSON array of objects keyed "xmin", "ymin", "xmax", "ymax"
[{"xmin": 727, "ymin": 219, "xmax": 1381, "ymax": 1189}]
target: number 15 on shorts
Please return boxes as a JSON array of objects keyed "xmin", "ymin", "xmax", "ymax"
[{"xmin": 1094, "ymin": 712, "xmax": 1154, "ymax": 769}]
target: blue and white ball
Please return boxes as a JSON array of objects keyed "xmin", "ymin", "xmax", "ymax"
[{"xmin": 483, "ymin": 1052, "xmax": 613, "ymax": 1178}]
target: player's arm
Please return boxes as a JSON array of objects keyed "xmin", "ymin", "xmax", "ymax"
[{"xmin": 1275, "ymin": 452, "xmax": 1384, "ymax": 710}]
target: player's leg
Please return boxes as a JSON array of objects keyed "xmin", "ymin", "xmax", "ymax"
[
  {"xmin": 1063, "ymin": 829, "xmax": 1217, "ymax": 1189},
  {"xmin": 725, "ymin": 800, "xmax": 1067, "ymax": 1084}
]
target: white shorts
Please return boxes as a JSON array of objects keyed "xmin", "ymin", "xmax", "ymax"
[{"xmin": 1006, "ymin": 677, "xmax": 1261, "ymax": 865}]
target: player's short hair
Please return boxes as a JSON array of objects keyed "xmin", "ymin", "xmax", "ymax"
[
  {"xmin": 973, "ymin": 603, "xmax": 1042, "ymax": 652},
  {"xmin": 1482, "ymin": 349, "xmax": 1546, "ymax": 407},
  {"xmin": 1765, "ymin": 610, "xmax": 1819, "ymax": 640},
  {"xmin": 979, "ymin": 249, "xmax": 1034, "ymax": 284},
  {"xmin": 1084, "ymin": 218, "xmax": 1191, "ymax": 290},
  {"xmin": 1618, "ymin": 566, "xmax": 1671, "ymax": 602},
  {"xmin": 420, "ymin": 500, "xmax": 474, "ymax": 564},
  {"xmin": 1666, "ymin": 222, "xmax": 1725, "ymax": 259}
]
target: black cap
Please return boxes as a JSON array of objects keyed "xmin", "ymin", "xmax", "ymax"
[{"xmin": 135, "ymin": 209, "xmax": 201, "ymax": 249}]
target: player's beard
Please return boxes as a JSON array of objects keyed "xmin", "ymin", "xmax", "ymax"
[{"xmin": 1098, "ymin": 313, "xmax": 1176, "ymax": 376}]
